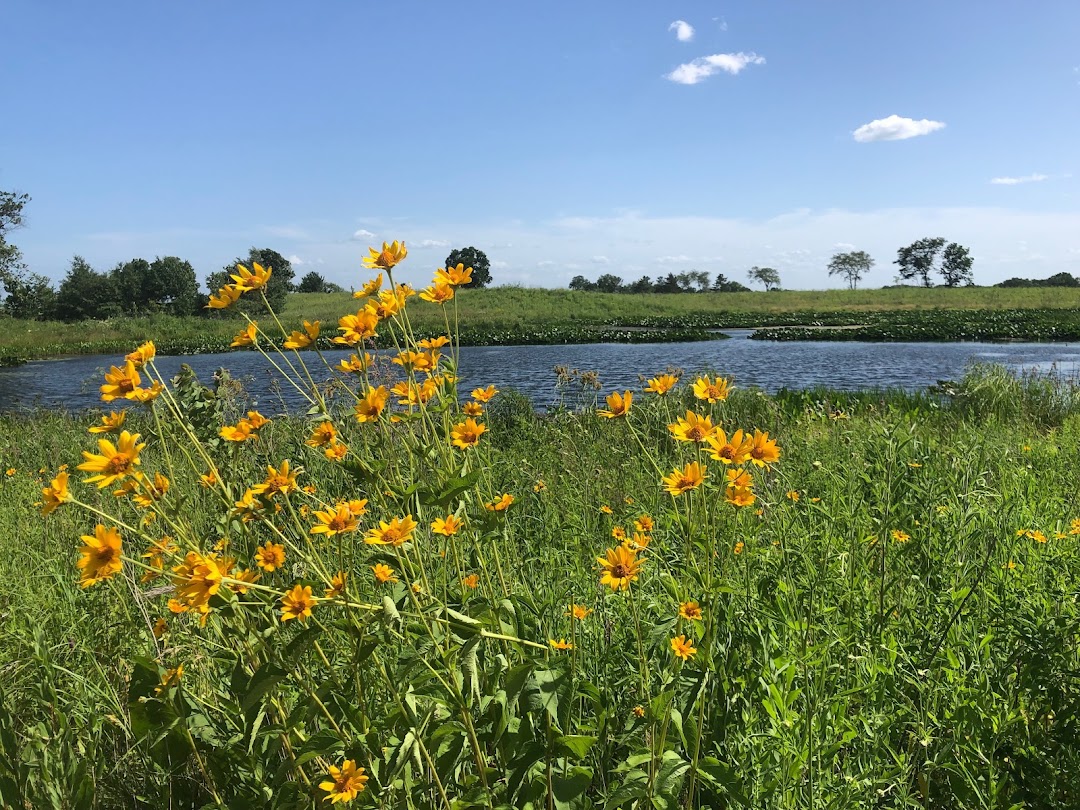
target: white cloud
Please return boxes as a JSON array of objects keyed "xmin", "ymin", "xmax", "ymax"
[
  {"xmin": 712, "ymin": 16, "xmax": 728, "ymax": 31},
  {"xmin": 665, "ymin": 52, "xmax": 765, "ymax": 84},
  {"xmin": 668, "ymin": 20, "xmax": 694, "ymax": 42},
  {"xmin": 852, "ymin": 115, "xmax": 946, "ymax": 143},
  {"xmin": 536, "ymin": 260, "xmax": 556, "ymax": 267},
  {"xmin": 418, "ymin": 238, "xmax": 451, "ymax": 248},
  {"xmin": 350, "ymin": 229, "xmax": 376, "ymax": 241},
  {"xmin": 591, "ymin": 255, "xmax": 610, "ymax": 264},
  {"xmin": 990, "ymin": 174, "xmax": 1049, "ymax": 185},
  {"xmin": 287, "ymin": 254, "xmax": 305, "ymax": 266},
  {"xmin": 656, "ymin": 254, "xmax": 694, "ymax": 264}
]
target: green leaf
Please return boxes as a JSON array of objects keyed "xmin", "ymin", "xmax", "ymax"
[
  {"xmin": 552, "ymin": 766, "xmax": 593, "ymax": 809},
  {"xmin": 241, "ymin": 662, "xmax": 287, "ymax": 713},
  {"xmin": 554, "ymin": 734, "xmax": 597, "ymax": 761}
]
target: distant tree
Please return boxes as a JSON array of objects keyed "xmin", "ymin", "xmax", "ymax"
[
  {"xmin": 110, "ymin": 256, "xmax": 200, "ymax": 315},
  {"xmin": 940, "ymin": 242, "xmax": 974, "ymax": 287},
  {"xmin": 0, "ymin": 189, "xmax": 32, "ymax": 309},
  {"xmin": 297, "ymin": 271, "xmax": 329, "ymax": 293},
  {"xmin": 1, "ymin": 266, "xmax": 56, "ymax": 320},
  {"xmin": 110, "ymin": 258, "xmax": 152, "ymax": 313},
  {"xmin": 712, "ymin": 273, "xmax": 751, "ymax": 293},
  {"xmin": 998, "ymin": 272, "xmax": 1080, "ymax": 288},
  {"xmin": 208, "ymin": 248, "xmax": 294, "ymax": 313},
  {"xmin": 654, "ymin": 273, "xmax": 683, "ymax": 294},
  {"xmin": 57, "ymin": 256, "xmax": 119, "ymax": 321},
  {"xmin": 568, "ymin": 275, "xmax": 596, "ymax": 292},
  {"xmin": 748, "ymin": 266, "xmax": 781, "ymax": 291},
  {"xmin": 827, "ymin": 250, "xmax": 874, "ymax": 290},
  {"xmin": 626, "ymin": 275, "xmax": 654, "ymax": 294},
  {"xmin": 444, "ymin": 247, "xmax": 491, "ymax": 288},
  {"xmin": 595, "ymin": 273, "xmax": 623, "ymax": 293},
  {"xmin": 894, "ymin": 237, "xmax": 946, "ymax": 287}
]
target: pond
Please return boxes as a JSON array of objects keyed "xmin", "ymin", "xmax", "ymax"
[{"xmin": 1, "ymin": 330, "xmax": 1078, "ymax": 412}]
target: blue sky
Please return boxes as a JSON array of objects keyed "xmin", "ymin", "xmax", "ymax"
[{"xmin": 3, "ymin": 0, "xmax": 1079, "ymax": 290}]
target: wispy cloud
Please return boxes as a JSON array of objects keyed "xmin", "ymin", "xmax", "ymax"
[
  {"xmin": 712, "ymin": 16, "xmax": 728, "ymax": 32},
  {"xmin": 591, "ymin": 255, "xmax": 610, "ymax": 264},
  {"xmin": 668, "ymin": 20, "xmax": 694, "ymax": 42},
  {"xmin": 417, "ymin": 238, "xmax": 450, "ymax": 248},
  {"xmin": 853, "ymin": 115, "xmax": 945, "ymax": 143},
  {"xmin": 990, "ymin": 174, "xmax": 1049, "ymax": 185},
  {"xmin": 656, "ymin": 254, "xmax": 694, "ymax": 264},
  {"xmin": 287, "ymin": 254, "xmax": 305, "ymax": 266},
  {"xmin": 350, "ymin": 228, "xmax": 377, "ymax": 241},
  {"xmin": 665, "ymin": 52, "xmax": 765, "ymax": 85}
]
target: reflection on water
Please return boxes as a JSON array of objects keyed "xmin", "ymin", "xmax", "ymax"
[{"xmin": 0, "ymin": 332, "xmax": 1077, "ymax": 413}]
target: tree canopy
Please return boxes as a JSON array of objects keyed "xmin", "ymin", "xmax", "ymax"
[
  {"xmin": 894, "ymin": 238, "xmax": 974, "ymax": 287},
  {"xmin": 747, "ymin": 266, "xmax": 781, "ymax": 291},
  {"xmin": 208, "ymin": 248, "xmax": 295, "ymax": 312},
  {"xmin": 827, "ymin": 250, "xmax": 874, "ymax": 290},
  {"xmin": 444, "ymin": 247, "xmax": 491, "ymax": 288}
]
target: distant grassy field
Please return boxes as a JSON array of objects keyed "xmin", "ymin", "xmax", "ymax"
[{"xmin": 2, "ymin": 285, "xmax": 1080, "ymax": 363}]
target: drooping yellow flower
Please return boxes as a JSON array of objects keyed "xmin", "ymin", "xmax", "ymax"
[
  {"xmin": 199, "ymin": 469, "xmax": 218, "ymax": 488},
  {"xmin": 319, "ymin": 760, "xmax": 369, "ymax": 804},
  {"xmin": 372, "ymin": 563, "xmax": 398, "ymax": 584},
  {"xmin": 77, "ymin": 525, "xmax": 124, "ymax": 587},
  {"xmin": 131, "ymin": 471, "xmax": 170, "ymax": 508},
  {"xmin": 645, "ymin": 374, "xmax": 679, "ymax": 395},
  {"xmin": 549, "ymin": 638, "xmax": 573, "ymax": 651},
  {"xmin": 568, "ymin": 604, "xmax": 592, "ymax": 620},
  {"xmin": 306, "ymin": 422, "xmax": 338, "ymax": 448},
  {"xmin": 251, "ymin": 460, "xmax": 299, "ymax": 498},
  {"xmin": 335, "ymin": 351, "xmax": 375, "ymax": 373},
  {"xmin": 462, "ymin": 573, "xmax": 480, "ymax": 589},
  {"xmin": 283, "ymin": 320, "xmax": 320, "ymax": 350},
  {"xmin": 431, "ymin": 514, "xmax": 462, "ymax": 536},
  {"xmin": 362, "ymin": 241, "xmax": 407, "ymax": 270},
  {"xmin": 661, "ymin": 461, "xmax": 706, "ymax": 497},
  {"xmin": 533, "ymin": 479, "xmax": 547, "ymax": 492},
  {"xmin": 152, "ymin": 617, "xmax": 167, "ymax": 639},
  {"xmin": 232, "ymin": 489, "xmax": 266, "ymax": 522},
  {"xmin": 130, "ymin": 380, "xmax": 164, "ymax": 403},
  {"xmin": 599, "ymin": 505, "xmax": 613, "ymax": 515},
  {"xmin": 324, "ymin": 442, "xmax": 348, "ymax": 462},
  {"xmin": 354, "ymin": 273, "xmax": 383, "ymax": 298},
  {"xmin": 392, "ymin": 350, "xmax": 435, "ymax": 373},
  {"xmin": 254, "ymin": 542, "xmax": 286, "ymax": 572},
  {"xmin": 692, "ymin": 375, "xmax": 732, "ymax": 404},
  {"xmin": 706, "ymin": 428, "xmax": 752, "ymax": 464},
  {"xmin": 311, "ymin": 503, "xmax": 360, "ymax": 536},
  {"xmin": 626, "ymin": 532, "xmax": 651, "ymax": 551},
  {"xmin": 347, "ymin": 499, "xmax": 369, "ymax": 518},
  {"xmin": 598, "ymin": 544, "xmax": 644, "ymax": 591},
  {"xmin": 486, "ymin": 493, "xmax": 514, "ymax": 512},
  {"xmin": 724, "ymin": 485, "xmax": 756, "ymax": 508},
  {"xmin": 471, "ymin": 385, "xmax": 498, "ymax": 403},
  {"xmin": 354, "ymin": 386, "xmax": 389, "ymax": 422},
  {"xmin": 172, "ymin": 552, "xmax": 234, "ymax": 615},
  {"xmin": 78, "ymin": 430, "xmax": 145, "ymax": 488},
  {"xmin": 670, "ymin": 634, "xmax": 697, "ymax": 660},
  {"xmin": 40, "ymin": 471, "xmax": 71, "ymax": 516},
  {"xmin": 451, "ymin": 417, "xmax": 487, "ymax": 449},
  {"xmin": 219, "ymin": 421, "xmax": 255, "ymax": 442},
  {"xmin": 679, "ymin": 601, "xmax": 703, "ymax": 621},
  {"xmin": 89, "ymin": 411, "xmax": 127, "ymax": 434},
  {"xmin": 598, "ymin": 390, "xmax": 633, "ymax": 419},
  {"xmin": 230, "ymin": 261, "xmax": 272, "ymax": 292},
  {"xmin": 231, "ymin": 322, "xmax": 258, "ymax": 347},
  {"xmin": 435, "ymin": 263, "xmax": 473, "ymax": 287},
  {"xmin": 364, "ymin": 515, "xmax": 418, "ymax": 546},
  {"xmin": 280, "ymin": 584, "xmax": 316, "ymax": 623},
  {"xmin": 747, "ymin": 429, "xmax": 781, "ymax": 467},
  {"xmin": 325, "ymin": 571, "xmax": 346, "ymax": 598},
  {"xmin": 668, "ymin": 411, "xmax": 716, "ymax": 443},
  {"xmin": 420, "ymin": 282, "xmax": 455, "ymax": 304},
  {"xmin": 125, "ymin": 341, "xmax": 156, "ymax": 369},
  {"xmin": 418, "ymin": 335, "xmax": 451, "ymax": 349},
  {"xmin": 100, "ymin": 361, "xmax": 142, "ymax": 402},
  {"xmin": 463, "ymin": 401, "xmax": 483, "ymax": 417},
  {"xmin": 365, "ymin": 289, "xmax": 406, "ymax": 320},
  {"xmin": 155, "ymin": 664, "xmax": 184, "ymax": 695},
  {"xmin": 207, "ymin": 284, "xmax": 244, "ymax": 309}
]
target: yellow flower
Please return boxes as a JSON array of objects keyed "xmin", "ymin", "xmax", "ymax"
[
  {"xmin": 661, "ymin": 461, "xmax": 706, "ymax": 497},
  {"xmin": 692, "ymin": 375, "xmax": 732, "ymax": 403},
  {"xmin": 747, "ymin": 430, "xmax": 781, "ymax": 467},
  {"xmin": 1003, "ymin": 560, "xmax": 1018, "ymax": 570},
  {"xmin": 462, "ymin": 573, "xmax": 480, "ymax": 589},
  {"xmin": 533, "ymin": 479, "xmax": 547, "ymax": 492},
  {"xmin": 319, "ymin": 760, "xmax": 369, "ymax": 804},
  {"xmin": 362, "ymin": 240, "xmax": 407, "ymax": 270},
  {"xmin": 78, "ymin": 430, "xmax": 145, "ymax": 488},
  {"xmin": 626, "ymin": 532, "xmax": 651, "ymax": 550},
  {"xmin": 726, "ymin": 468, "xmax": 753, "ymax": 488},
  {"xmin": 549, "ymin": 638, "xmax": 573, "ymax": 651},
  {"xmin": 347, "ymin": 499, "xmax": 369, "ymax": 518},
  {"xmin": 125, "ymin": 341, "xmax": 156, "ymax": 369},
  {"xmin": 231, "ymin": 322, "xmax": 258, "ymax": 347},
  {"xmin": 283, "ymin": 320, "xmax": 320, "ymax": 350},
  {"xmin": 431, "ymin": 514, "xmax": 463, "ymax": 536},
  {"xmin": 420, "ymin": 282, "xmax": 455, "ymax": 304},
  {"xmin": 667, "ymin": 410, "xmax": 716, "ymax": 443},
  {"xmin": 372, "ymin": 563, "xmax": 398, "ymax": 584},
  {"xmin": 611, "ymin": 526, "xmax": 627, "ymax": 541},
  {"xmin": 786, "ymin": 490, "xmax": 800, "ymax": 502},
  {"xmin": 1070, "ymin": 518, "xmax": 1080, "ymax": 536},
  {"xmin": 451, "ymin": 418, "xmax": 487, "ymax": 449},
  {"xmin": 364, "ymin": 515, "xmax": 419, "ymax": 546},
  {"xmin": 131, "ymin": 471, "xmax": 170, "ymax": 508},
  {"xmin": 311, "ymin": 503, "xmax": 360, "ymax": 537},
  {"xmin": 1031, "ymin": 530, "xmax": 1048, "ymax": 544},
  {"xmin": 306, "ymin": 422, "xmax": 338, "ymax": 448},
  {"xmin": 598, "ymin": 390, "xmax": 632, "ymax": 419},
  {"xmin": 89, "ymin": 410, "xmax": 127, "ymax": 434},
  {"xmin": 486, "ymin": 493, "xmax": 514, "ymax": 512},
  {"xmin": 252, "ymin": 460, "xmax": 299, "ymax": 498},
  {"xmin": 334, "ymin": 310, "xmax": 380, "ymax": 346},
  {"xmin": 568, "ymin": 604, "xmax": 592, "ymax": 620},
  {"xmin": 463, "ymin": 401, "xmax": 484, "ymax": 417},
  {"xmin": 599, "ymin": 505, "xmax": 613, "ymax": 515},
  {"xmin": 325, "ymin": 571, "xmax": 347, "ymax": 598},
  {"xmin": 232, "ymin": 489, "xmax": 266, "ymax": 522},
  {"xmin": 706, "ymin": 429, "xmax": 752, "ymax": 464},
  {"xmin": 891, "ymin": 529, "xmax": 910, "ymax": 543},
  {"xmin": 207, "ymin": 284, "xmax": 244, "ymax": 309},
  {"xmin": 435, "ymin": 263, "xmax": 473, "ymax": 287},
  {"xmin": 733, "ymin": 541, "xmax": 745, "ymax": 554},
  {"xmin": 725, "ymin": 485, "xmax": 755, "ymax": 508},
  {"xmin": 354, "ymin": 386, "xmax": 389, "ymax": 422},
  {"xmin": 100, "ymin": 360, "xmax": 142, "ymax": 402},
  {"xmin": 254, "ymin": 542, "xmax": 286, "ymax": 572},
  {"xmin": 597, "ymin": 545, "xmax": 644, "ymax": 591},
  {"xmin": 644, "ymin": 374, "xmax": 679, "ymax": 395},
  {"xmin": 40, "ymin": 471, "xmax": 71, "ymax": 516},
  {"xmin": 354, "ymin": 273, "xmax": 383, "ymax": 297},
  {"xmin": 471, "ymin": 385, "xmax": 498, "ymax": 403},
  {"xmin": 280, "ymin": 584, "xmax": 315, "ymax": 623},
  {"xmin": 199, "ymin": 470, "xmax": 217, "ymax": 488},
  {"xmin": 152, "ymin": 618, "xmax": 167, "ymax": 639},
  {"xmin": 324, "ymin": 442, "xmax": 349, "ymax": 462},
  {"xmin": 419, "ymin": 336, "xmax": 451, "ymax": 349},
  {"xmin": 365, "ymin": 289, "xmax": 406, "ymax": 320},
  {"xmin": 155, "ymin": 664, "xmax": 183, "ymax": 696},
  {"xmin": 77, "ymin": 525, "xmax": 124, "ymax": 587},
  {"xmin": 219, "ymin": 421, "xmax": 255, "ymax": 442},
  {"xmin": 634, "ymin": 514, "xmax": 654, "ymax": 532},
  {"xmin": 632, "ymin": 705, "xmax": 646, "ymax": 718},
  {"xmin": 335, "ymin": 352, "xmax": 375, "ymax": 373},
  {"xmin": 908, "ymin": 461, "xmax": 922, "ymax": 469},
  {"xmin": 229, "ymin": 262, "xmax": 272, "ymax": 292},
  {"xmin": 670, "ymin": 634, "xmax": 697, "ymax": 661},
  {"xmin": 679, "ymin": 601, "xmax": 703, "ymax": 621},
  {"xmin": 230, "ymin": 568, "xmax": 260, "ymax": 594}
]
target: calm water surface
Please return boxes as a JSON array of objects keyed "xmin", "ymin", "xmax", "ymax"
[{"xmin": 2, "ymin": 331, "xmax": 1078, "ymax": 412}]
